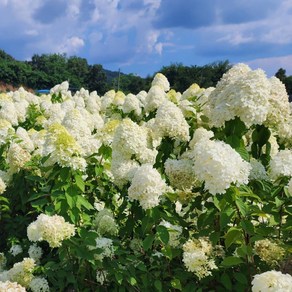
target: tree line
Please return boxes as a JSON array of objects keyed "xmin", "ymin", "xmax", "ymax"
[{"xmin": 1, "ymin": 49, "xmax": 292, "ymax": 97}]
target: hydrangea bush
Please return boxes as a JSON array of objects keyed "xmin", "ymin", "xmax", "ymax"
[{"xmin": 0, "ymin": 63, "xmax": 291, "ymax": 291}]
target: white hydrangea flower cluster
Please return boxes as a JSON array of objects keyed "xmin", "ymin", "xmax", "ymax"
[
  {"xmin": 112, "ymin": 119, "xmax": 157, "ymax": 164},
  {"xmin": 268, "ymin": 149, "xmax": 292, "ymax": 180},
  {"xmin": 6, "ymin": 143, "xmax": 31, "ymax": 175},
  {"xmin": 191, "ymin": 133, "xmax": 251, "ymax": 194},
  {"xmin": 50, "ymin": 81, "xmax": 70, "ymax": 96},
  {"xmin": 182, "ymin": 237, "xmax": 217, "ymax": 279},
  {"xmin": 153, "ymin": 100, "xmax": 190, "ymax": 141},
  {"xmin": 27, "ymin": 214, "xmax": 75, "ymax": 248},
  {"xmin": 144, "ymin": 85, "xmax": 168, "ymax": 113},
  {"xmin": 92, "ymin": 237, "xmax": 114, "ymax": 262},
  {"xmin": 265, "ymin": 77, "xmax": 290, "ymax": 129},
  {"xmin": 164, "ymin": 158, "xmax": 197, "ymax": 190},
  {"xmin": 249, "ymin": 158, "xmax": 269, "ymax": 181},
  {"xmin": 41, "ymin": 123, "xmax": 87, "ymax": 171},
  {"xmin": 251, "ymin": 270, "xmax": 292, "ymax": 292},
  {"xmin": 122, "ymin": 93, "xmax": 142, "ymax": 117},
  {"xmin": 151, "ymin": 73, "xmax": 170, "ymax": 92},
  {"xmin": 159, "ymin": 220, "xmax": 182, "ymax": 248},
  {"xmin": 0, "ymin": 280, "xmax": 26, "ymax": 291},
  {"xmin": 29, "ymin": 277, "xmax": 50, "ymax": 292},
  {"xmin": 254, "ymin": 239, "xmax": 285, "ymax": 266},
  {"xmin": 7, "ymin": 258, "xmax": 35, "ymax": 288},
  {"xmin": 207, "ymin": 63, "xmax": 271, "ymax": 127},
  {"xmin": 94, "ymin": 209, "xmax": 118, "ymax": 236},
  {"xmin": 0, "ymin": 118, "xmax": 14, "ymax": 145},
  {"xmin": 128, "ymin": 164, "xmax": 167, "ymax": 209},
  {"xmin": 28, "ymin": 244, "xmax": 43, "ymax": 263},
  {"xmin": 96, "ymin": 270, "xmax": 108, "ymax": 285},
  {"xmin": 9, "ymin": 245, "xmax": 23, "ymax": 257}
]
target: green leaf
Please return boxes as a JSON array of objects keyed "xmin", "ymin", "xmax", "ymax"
[
  {"xmin": 220, "ymin": 273, "xmax": 232, "ymax": 291},
  {"xmin": 220, "ymin": 256, "xmax": 244, "ymax": 267},
  {"xmin": 171, "ymin": 279, "xmax": 182, "ymax": 291},
  {"xmin": 129, "ymin": 277, "xmax": 137, "ymax": 286},
  {"xmin": 74, "ymin": 174, "xmax": 85, "ymax": 192},
  {"xmin": 225, "ymin": 228, "xmax": 242, "ymax": 248},
  {"xmin": 154, "ymin": 280, "xmax": 162, "ymax": 292},
  {"xmin": 143, "ymin": 234, "xmax": 155, "ymax": 251},
  {"xmin": 234, "ymin": 273, "xmax": 248, "ymax": 285},
  {"xmin": 76, "ymin": 195, "xmax": 93, "ymax": 210},
  {"xmin": 156, "ymin": 225, "xmax": 169, "ymax": 245},
  {"xmin": 235, "ymin": 198, "xmax": 248, "ymax": 217}
]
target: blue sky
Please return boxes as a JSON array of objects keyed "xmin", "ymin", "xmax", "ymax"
[{"xmin": 0, "ymin": 0, "xmax": 292, "ymax": 77}]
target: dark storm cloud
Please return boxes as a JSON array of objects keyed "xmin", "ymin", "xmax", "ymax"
[{"xmin": 33, "ymin": 0, "xmax": 68, "ymax": 24}]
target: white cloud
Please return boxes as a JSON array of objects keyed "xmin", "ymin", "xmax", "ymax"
[
  {"xmin": 247, "ymin": 55, "xmax": 292, "ymax": 76},
  {"xmin": 58, "ymin": 36, "xmax": 85, "ymax": 55}
]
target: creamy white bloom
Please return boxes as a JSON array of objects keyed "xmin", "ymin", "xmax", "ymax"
[
  {"xmin": 50, "ymin": 81, "xmax": 70, "ymax": 96},
  {"xmin": 100, "ymin": 90, "xmax": 115, "ymax": 112},
  {"xmin": 181, "ymin": 83, "xmax": 205, "ymax": 100},
  {"xmin": 144, "ymin": 85, "xmax": 167, "ymax": 113},
  {"xmin": 164, "ymin": 158, "xmax": 197, "ymax": 190},
  {"xmin": 29, "ymin": 277, "xmax": 49, "ymax": 292},
  {"xmin": 9, "ymin": 245, "xmax": 23, "ymax": 256},
  {"xmin": 287, "ymin": 178, "xmax": 292, "ymax": 195},
  {"xmin": 136, "ymin": 90, "xmax": 148, "ymax": 107},
  {"xmin": 154, "ymin": 100, "xmax": 190, "ymax": 141},
  {"xmin": 92, "ymin": 237, "xmax": 114, "ymax": 261},
  {"xmin": 189, "ymin": 128, "xmax": 214, "ymax": 149},
  {"xmin": 110, "ymin": 152, "xmax": 140, "ymax": 187},
  {"xmin": 268, "ymin": 149, "xmax": 292, "ymax": 180},
  {"xmin": 252, "ymin": 270, "xmax": 292, "ymax": 292},
  {"xmin": 0, "ymin": 119, "xmax": 14, "ymax": 145},
  {"xmin": 128, "ymin": 164, "xmax": 167, "ymax": 209},
  {"xmin": 0, "ymin": 96, "xmax": 18, "ymax": 126},
  {"xmin": 6, "ymin": 143, "xmax": 31, "ymax": 174},
  {"xmin": 28, "ymin": 244, "xmax": 43, "ymax": 263},
  {"xmin": 27, "ymin": 214, "xmax": 75, "ymax": 248},
  {"xmin": 182, "ymin": 238, "xmax": 217, "ymax": 279},
  {"xmin": 254, "ymin": 239, "xmax": 285, "ymax": 266},
  {"xmin": 249, "ymin": 158, "xmax": 269, "ymax": 181},
  {"xmin": 94, "ymin": 209, "xmax": 118, "ymax": 236},
  {"xmin": 122, "ymin": 93, "xmax": 142, "ymax": 116},
  {"xmin": 8, "ymin": 258, "xmax": 35, "ymax": 288},
  {"xmin": 0, "ymin": 281, "xmax": 26, "ymax": 291},
  {"xmin": 192, "ymin": 138, "xmax": 251, "ymax": 194},
  {"xmin": 151, "ymin": 73, "xmax": 170, "ymax": 92},
  {"xmin": 41, "ymin": 123, "xmax": 86, "ymax": 171},
  {"xmin": 265, "ymin": 77, "xmax": 290, "ymax": 129},
  {"xmin": 96, "ymin": 270, "xmax": 107, "ymax": 285},
  {"xmin": 15, "ymin": 127, "xmax": 35, "ymax": 153},
  {"xmin": 112, "ymin": 119, "xmax": 157, "ymax": 164},
  {"xmin": 207, "ymin": 63, "xmax": 271, "ymax": 127}
]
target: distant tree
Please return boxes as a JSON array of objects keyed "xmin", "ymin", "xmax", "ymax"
[
  {"xmin": 157, "ymin": 60, "xmax": 231, "ymax": 92},
  {"xmin": 0, "ymin": 50, "xmax": 14, "ymax": 61},
  {"xmin": 86, "ymin": 64, "xmax": 108, "ymax": 94},
  {"xmin": 275, "ymin": 68, "xmax": 287, "ymax": 82},
  {"xmin": 116, "ymin": 73, "xmax": 147, "ymax": 94},
  {"xmin": 28, "ymin": 53, "xmax": 70, "ymax": 86},
  {"xmin": 67, "ymin": 56, "xmax": 89, "ymax": 89}
]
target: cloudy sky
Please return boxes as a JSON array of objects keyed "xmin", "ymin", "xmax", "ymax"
[{"xmin": 1, "ymin": 0, "xmax": 292, "ymax": 77}]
